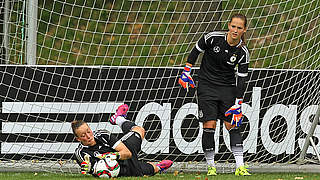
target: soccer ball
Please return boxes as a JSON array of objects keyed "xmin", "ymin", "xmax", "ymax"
[{"xmin": 93, "ymin": 158, "xmax": 120, "ymax": 178}]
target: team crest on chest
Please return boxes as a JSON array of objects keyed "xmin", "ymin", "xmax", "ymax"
[
  {"xmin": 94, "ymin": 151, "xmax": 100, "ymax": 157},
  {"xmin": 213, "ymin": 46, "xmax": 220, "ymax": 53},
  {"xmin": 230, "ymin": 54, "xmax": 237, "ymax": 62},
  {"xmin": 227, "ymin": 54, "xmax": 237, "ymax": 65}
]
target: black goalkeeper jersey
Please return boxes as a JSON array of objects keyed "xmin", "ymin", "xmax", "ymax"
[
  {"xmin": 187, "ymin": 31, "xmax": 249, "ymax": 95},
  {"xmin": 74, "ymin": 129, "xmax": 148, "ymax": 177},
  {"xmin": 74, "ymin": 130, "xmax": 121, "ymax": 174}
]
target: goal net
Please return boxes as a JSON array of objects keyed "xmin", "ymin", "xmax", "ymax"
[{"xmin": 0, "ymin": 0, "xmax": 320, "ymax": 173}]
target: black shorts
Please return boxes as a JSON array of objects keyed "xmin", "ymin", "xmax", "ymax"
[
  {"xmin": 118, "ymin": 132, "xmax": 155, "ymax": 177},
  {"xmin": 197, "ymin": 81, "xmax": 237, "ymax": 123}
]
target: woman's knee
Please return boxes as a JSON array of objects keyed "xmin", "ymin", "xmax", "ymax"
[
  {"xmin": 203, "ymin": 120, "xmax": 217, "ymax": 129},
  {"xmin": 132, "ymin": 126, "xmax": 145, "ymax": 139}
]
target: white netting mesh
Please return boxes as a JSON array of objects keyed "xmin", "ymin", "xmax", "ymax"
[
  {"xmin": 0, "ymin": 0, "xmax": 320, "ymax": 173},
  {"xmin": 2, "ymin": 0, "xmax": 320, "ymax": 68}
]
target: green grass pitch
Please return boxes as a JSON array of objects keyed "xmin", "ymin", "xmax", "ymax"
[{"xmin": 1, "ymin": 172, "xmax": 320, "ymax": 180}]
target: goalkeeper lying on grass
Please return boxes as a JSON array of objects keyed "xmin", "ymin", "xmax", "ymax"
[{"xmin": 71, "ymin": 104, "xmax": 173, "ymax": 177}]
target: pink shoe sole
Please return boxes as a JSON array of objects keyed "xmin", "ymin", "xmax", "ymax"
[
  {"xmin": 109, "ymin": 104, "xmax": 129, "ymax": 125},
  {"xmin": 156, "ymin": 160, "xmax": 173, "ymax": 173}
]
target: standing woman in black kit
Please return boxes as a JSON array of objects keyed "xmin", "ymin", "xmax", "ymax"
[{"xmin": 179, "ymin": 13, "xmax": 250, "ymax": 176}]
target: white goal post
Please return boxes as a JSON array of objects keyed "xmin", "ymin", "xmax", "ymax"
[{"xmin": 0, "ymin": 0, "xmax": 320, "ymax": 173}]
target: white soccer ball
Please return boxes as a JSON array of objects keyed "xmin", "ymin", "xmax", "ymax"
[{"xmin": 93, "ymin": 159, "xmax": 120, "ymax": 178}]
